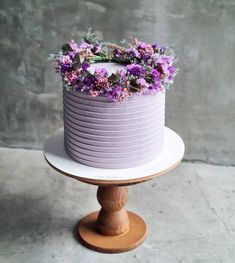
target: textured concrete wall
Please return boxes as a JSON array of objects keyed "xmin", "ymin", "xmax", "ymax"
[{"xmin": 0, "ymin": 0, "xmax": 234, "ymax": 165}]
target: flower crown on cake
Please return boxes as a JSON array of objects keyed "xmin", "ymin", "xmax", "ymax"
[{"xmin": 50, "ymin": 29, "xmax": 177, "ymax": 102}]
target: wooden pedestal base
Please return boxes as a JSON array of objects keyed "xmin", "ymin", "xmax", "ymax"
[
  {"xmin": 44, "ymin": 127, "xmax": 185, "ymax": 253},
  {"xmin": 77, "ymin": 186, "xmax": 147, "ymax": 253},
  {"xmin": 78, "ymin": 211, "xmax": 147, "ymax": 253}
]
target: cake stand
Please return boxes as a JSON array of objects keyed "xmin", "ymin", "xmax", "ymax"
[{"xmin": 44, "ymin": 127, "xmax": 184, "ymax": 253}]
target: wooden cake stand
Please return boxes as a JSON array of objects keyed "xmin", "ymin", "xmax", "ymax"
[{"xmin": 44, "ymin": 127, "xmax": 184, "ymax": 253}]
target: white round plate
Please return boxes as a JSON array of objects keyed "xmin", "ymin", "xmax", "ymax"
[{"xmin": 44, "ymin": 127, "xmax": 184, "ymax": 184}]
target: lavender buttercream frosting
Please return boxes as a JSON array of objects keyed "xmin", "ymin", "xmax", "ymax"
[{"xmin": 63, "ymin": 63, "xmax": 165, "ymax": 169}]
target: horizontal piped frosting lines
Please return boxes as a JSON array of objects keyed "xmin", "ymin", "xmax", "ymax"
[
  {"xmin": 64, "ymin": 118, "xmax": 164, "ymax": 136},
  {"xmin": 63, "ymin": 99, "xmax": 163, "ymax": 120},
  {"xmin": 64, "ymin": 146, "xmax": 162, "ymax": 169},
  {"xmin": 64, "ymin": 128, "xmax": 161, "ymax": 147},
  {"xmin": 66, "ymin": 141, "xmax": 160, "ymax": 163},
  {"xmin": 63, "ymin": 95, "xmax": 164, "ymax": 115},
  {"xmin": 63, "ymin": 88, "xmax": 165, "ymax": 169},
  {"xmin": 64, "ymin": 120, "xmax": 163, "ymax": 142},
  {"xmin": 64, "ymin": 120, "xmax": 164, "ymax": 137},
  {"xmin": 64, "ymin": 111, "xmax": 163, "ymax": 131},
  {"xmin": 64, "ymin": 131, "xmax": 163, "ymax": 154},
  {"xmin": 64, "ymin": 107, "xmax": 164, "ymax": 126},
  {"xmin": 64, "ymin": 141, "xmax": 163, "ymax": 162}
]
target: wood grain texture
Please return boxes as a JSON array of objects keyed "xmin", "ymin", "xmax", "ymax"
[
  {"xmin": 77, "ymin": 210, "xmax": 147, "ymax": 253},
  {"xmin": 96, "ymin": 186, "xmax": 129, "ymax": 236}
]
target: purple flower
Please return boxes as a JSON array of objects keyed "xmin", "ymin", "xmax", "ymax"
[
  {"xmin": 74, "ymin": 81, "xmax": 84, "ymax": 90},
  {"xmin": 69, "ymin": 40, "xmax": 79, "ymax": 52},
  {"xmin": 118, "ymin": 69, "xmax": 127, "ymax": 79},
  {"xmin": 60, "ymin": 55, "xmax": 72, "ymax": 65},
  {"xmin": 167, "ymin": 75, "xmax": 174, "ymax": 81},
  {"xmin": 152, "ymin": 69, "xmax": 160, "ymax": 80},
  {"xmin": 160, "ymin": 47, "xmax": 166, "ymax": 53},
  {"xmin": 78, "ymin": 42, "xmax": 94, "ymax": 50},
  {"xmin": 83, "ymin": 75, "xmax": 95, "ymax": 86},
  {"xmin": 64, "ymin": 71, "xmax": 78, "ymax": 84},
  {"xmin": 136, "ymin": 78, "xmax": 148, "ymax": 87},
  {"xmin": 105, "ymin": 86, "xmax": 123, "ymax": 102},
  {"xmin": 81, "ymin": 62, "xmax": 90, "ymax": 71},
  {"xmin": 155, "ymin": 56, "xmax": 175, "ymax": 76},
  {"xmin": 127, "ymin": 48, "xmax": 140, "ymax": 58},
  {"xmin": 168, "ymin": 66, "xmax": 175, "ymax": 74},
  {"xmin": 148, "ymin": 82, "xmax": 161, "ymax": 93},
  {"xmin": 59, "ymin": 55, "xmax": 73, "ymax": 72},
  {"xmin": 77, "ymin": 42, "xmax": 94, "ymax": 56},
  {"xmin": 52, "ymin": 35, "xmax": 177, "ymax": 102},
  {"xmin": 126, "ymin": 64, "xmax": 144, "ymax": 77},
  {"xmin": 113, "ymin": 48, "xmax": 123, "ymax": 58},
  {"xmin": 138, "ymin": 42, "xmax": 147, "ymax": 49},
  {"xmin": 94, "ymin": 68, "xmax": 108, "ymax": 78},
  {"xmin": 93, "ymin": 43, "xmax": 102, "ymax": 54},
  {"xmin": 152, "ymin": 43, "xmax": 160, "ymax": 49}
]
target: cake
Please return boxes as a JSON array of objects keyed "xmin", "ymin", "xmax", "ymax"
[{"xmin": 51, "ymin": 31, "xmax": 177, "ymax": 169}]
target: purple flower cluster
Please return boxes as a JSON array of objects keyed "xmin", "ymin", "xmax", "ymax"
[
  {"xmin": 126, "ymin": 64, "xmax": 144, "ymax": 77},
  {"xmin": 52, "ymin": 36, "xmax": 177, "ymax": 102}
]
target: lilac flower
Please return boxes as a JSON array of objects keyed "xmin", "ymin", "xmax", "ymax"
[
  {"xmin": 93, "ymin": 43, "xmax": 102, "ymax": 54},
  {"xmin": 152, "ymin": 43, "xmax": 160, "ymax": 50},
  {"xmin": 119, "ymin": 69, "xmax": 127, "ymax": 78},
  {"xmin": 81, "ymin": 62, "xmax": 90, "ymax": 71},
  {"xmin": 60, "ymin": 55, "xmax": 72, "ymax": 65},
  {"xmin": 148, "ymin": 82, "xmax": 161, "ymax": 93},
  {"xmin": 138, "ymin": 43, "xmax": 154, "ymax": 61},
  {"xmin": 74, "ymin": 81, "xmax": 84, "ymax": 91},
  {"xmin": 77, "ymin": 42, "xmax": 94, "ymax": 56},
  {"xmin": 94, "ymin": 68, "xmax": 108, "ymax": 78},
  {"xmin": 138, "ymin": 41, "xmax": 147, "ymax": 49},
  {"xmin": 155, "ymin": 55, "xmax": 175, "ymax": 76},
  {"xmin": 69, "ymin": 40, "xmax": 79, "ymax": 52},
  {"xmin": 64, "ymin": 72, "xmax": 78, "ymax": 84},
  {"xmin": 113, "ymin": 48, "xmax": 123, "ymax": 58},
  {"xmin": 105, "ymin": 86, "xmax": 124, "ymax": 102},
  {"xmin": 152, "ymin": 69, "xmax": 160, "ymax": 80},
  {"xmin": 168, "ymin": 66, "xmax": 175, "ymax": 74},
  {"xmin": 96, "ymin": 77, "xmax": 109, "ymax": 89},
  {"xmin": 126, "ymin": 64, "xmax": 144, "ymax": 77},
  {"xmin": 83, "ymin": 75, "xmax": 95, "ymax": 86},
  {"xmin": 78, "ymin": 42, "xmax": 94, "ymax": 50},
  {"xmin": 127, "ymin": 48, "xmax": 140, "ymax": 58},
  {"xmin": 160, "ymin": 47, "xmax": 166, "ymax": 53},
  {"xmin": 59, "ymin": 55, "xmax": 73, "ymax": 72},
  {"xmin": 51, "ymin": 33, "xmax": 177, "ymax": 103},
  {"xmin": 136, "ymin": 78, "xmax": 148, "ymax": 87}
]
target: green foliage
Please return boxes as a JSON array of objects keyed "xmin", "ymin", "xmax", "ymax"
[
  {"xmin": 62, "ymin": 43, "xmax": 73, "ymax": 53},
  {"xmin": 84, "ymin": 28, "xmax": 100, "ymax": 45}
]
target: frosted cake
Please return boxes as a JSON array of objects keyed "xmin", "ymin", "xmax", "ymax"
[{"xmin": 51, "ymin": 31, "xmax": 176, "ymax": 168}]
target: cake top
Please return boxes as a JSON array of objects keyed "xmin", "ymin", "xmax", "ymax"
[
  {"xmin": 88, "ymin": 62, "xmax": 124, "ymax": 76},
  {"xmin": 50, "ymin": 30, "xmax": 177, "ymax": 102}
]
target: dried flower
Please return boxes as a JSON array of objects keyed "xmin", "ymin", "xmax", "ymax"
[{"xmin": 50, "ymin": 30, "xmax": 177, "ymax": 102}]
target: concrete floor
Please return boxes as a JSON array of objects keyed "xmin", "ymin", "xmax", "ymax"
[{"xmin": 0, "ymin": 148, "xmax": 234, "ymax": 263}]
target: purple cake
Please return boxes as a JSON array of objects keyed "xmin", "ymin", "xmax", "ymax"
[
  {"xmin": 63, "ymin": 63, "xmax": 165, "ymax": 168},
  {"xmin": 51, "ymin": 33, "xmax": 177, "ymax": 169}
]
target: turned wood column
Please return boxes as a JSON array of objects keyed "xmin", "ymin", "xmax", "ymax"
[{"xmin": 96, "ymin": 186, "xmax": 129, "ymax": 236}]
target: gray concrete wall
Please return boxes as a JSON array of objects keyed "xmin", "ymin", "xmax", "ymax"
[{"xmin": 0, "ymin": 0, "xmax": 234, "ymax": 165}]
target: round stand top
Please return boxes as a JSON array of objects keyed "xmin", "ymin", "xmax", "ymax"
[{"xmin": 44, "ymin": 127, "xmax": 184, "ymax": 186}]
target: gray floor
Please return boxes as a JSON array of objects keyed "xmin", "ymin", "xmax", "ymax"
[{"xmin": 0, "ymin": 148, "xmax": 234, "ymax": 263}]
